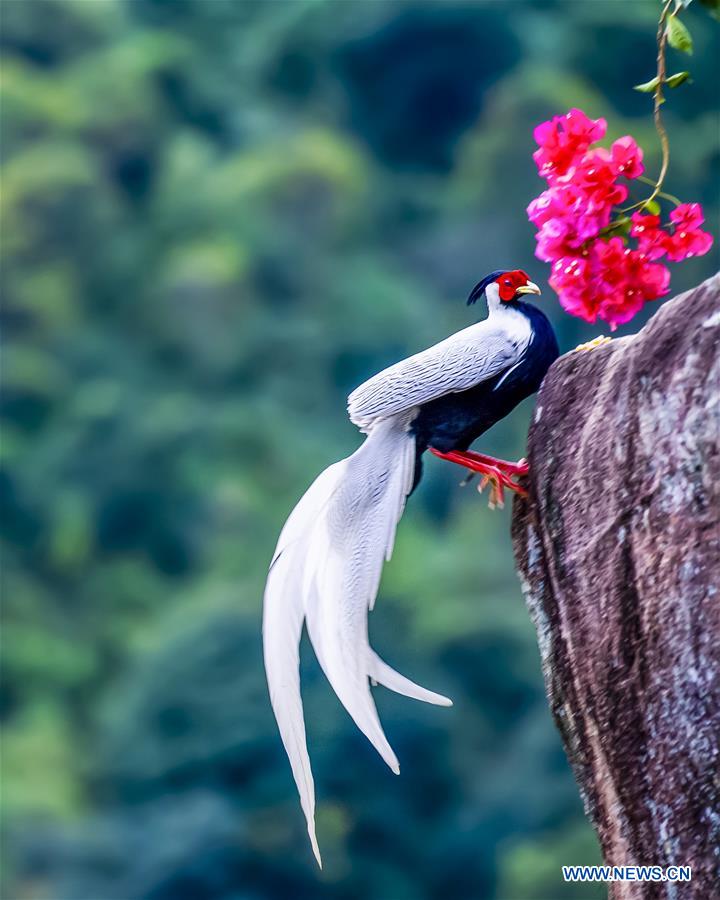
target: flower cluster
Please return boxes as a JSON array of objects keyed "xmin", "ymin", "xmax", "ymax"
[
  {"xmin": 527, "ymin": 109, "xmax": 713, "ymax": 329},
  {"xmin": 631, "ymin": 204, "xmax": 714, "ymax": 262}
]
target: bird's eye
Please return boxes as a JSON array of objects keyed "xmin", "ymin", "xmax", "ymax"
[{"xmin": 504, "ymin": 279, "xmax": 511, "ymax": 286}]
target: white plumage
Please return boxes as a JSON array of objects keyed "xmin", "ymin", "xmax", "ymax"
[
  {"xmin": 348, "ymin": 317, "xmax": 528, "ymax": 429},
  {"xmin": 263, "ymin": 287, "xmax": 532, "ymax": 865}
]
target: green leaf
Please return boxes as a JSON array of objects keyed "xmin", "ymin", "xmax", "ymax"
[
  {"xmin": 645, "ymin": 199, "xmax": 662, "ymax": 216},
  {"xmin": 666, "ymin": 70, "xmax": 692, "ymax": 87},
  {"xmin": 633, "ymin": 76, "xmax": 661, "ymax": 93},
  {"xmin": 599, "ymin": 216, "xmax": 632, "ymax": 238},
  {"xmin": 614, "ymin": 217, "xmax": 632, "ymax": 236},
  {"xmin": 666, "ymin": 14, "xmax": 694, "ymax": 54}
]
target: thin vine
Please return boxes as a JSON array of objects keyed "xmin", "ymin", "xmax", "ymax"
[{"xmin": 624, "ymin": 0, "xmax": 674, "ymax": 214}]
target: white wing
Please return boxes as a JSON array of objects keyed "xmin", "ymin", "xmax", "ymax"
[{"xmin": 347, "ymin": 316, "xmax": 530, "ymax": 429}]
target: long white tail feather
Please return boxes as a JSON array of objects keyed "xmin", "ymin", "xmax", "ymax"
[
  {"xmin": 368, "ymin": 651, "xmax": 453, "ymax": 707},
  {"xmin": 263, "ymin": 414, "xmax": 452, "ymax": 865},
  {"xmin": 270, "ymin": 460, "xmax": 347, "ymax": 569},
  {"xmin": 308, "ymin": 470, "xmax": 400, "ymax": 773},
  {"xmin": 263, "ymin": 544, "xmax": 322, "ymax": 867}
]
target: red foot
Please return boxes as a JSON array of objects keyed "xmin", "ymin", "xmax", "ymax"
[
  {"xmin": 429, "ymin": 448, "xmax": 529, "ymax": 509},
  {"xmin": 454, "ymin": 449, "xmax": 529, "ymax": 477}
]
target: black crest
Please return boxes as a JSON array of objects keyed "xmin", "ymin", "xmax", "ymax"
[{"xmin": 467, "ymin": 269, "xmax": 509, "ymax": 306}]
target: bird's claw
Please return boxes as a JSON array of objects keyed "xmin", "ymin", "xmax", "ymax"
[
  {"xmin": 478, "ymin": 471, "xmax": 504, "ymax": 509},
  {"xmin": 429, "ymin": 447, "xmax": 530, "ymax": 505},
  {"xmin": 476, "ymin": 466, "xmax": 528, "ymax": 509},
  {"xmin": 572, "ymin": 335, "xmax": 612, "ymax": 353}
]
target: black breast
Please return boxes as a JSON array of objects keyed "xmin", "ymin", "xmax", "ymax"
[{"xmin": 411, "ymin": 301, "xmax": 559, "ymax": 458}]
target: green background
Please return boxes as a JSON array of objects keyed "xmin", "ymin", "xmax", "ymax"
[{"xmin": 1, "ymin": 1, "xmax": 718, "ymax": 898}]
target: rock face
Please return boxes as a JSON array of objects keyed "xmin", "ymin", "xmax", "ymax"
[{"xmin": 512, "ymin": 273, "xmax": 720, "ymax": 899}]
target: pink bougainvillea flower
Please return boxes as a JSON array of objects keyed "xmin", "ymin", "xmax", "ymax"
[
  {"xmin": 535, "ymin": 219, "xmax": 573, "ymax": 263},
  {"xmin": 665, "ymin": 228, "xmax": 714, "ymax": 262},
  {"xmin": 573, "ymin": 150, "xmax": 628, "ymax": 222},
  {"xmin": 549, "ymin": 256, "xmax": 597, "ymax": 321},
  {"xmin": 549, "ymin": 238, "xmax": 672, "ymax": 330},
  {"xmin": 612, "ymin": 247, "xmax": 669, "ymax": 323},
  {"xmin": 610, "ymin": 136, "xmax": 644, "ymax": 179},
  {"xmin": 665, "ymin": 203, "xmax": 715, "ymax": 261},
  {"xmin": 527, "ymin": 189, "xmax": 560, "ymax": 228},
  {"xmin": 529, "ymin": 109, "xmax": 713, "ymax": 328},
  {"xmin": 669, "ymin": 202, "xmax": 705, "ymax": 231},
  {"xmin": 635, "ymin": 255, "xmax": 671, "ymax": 299},
  {"xmin": 593, "ymin": 239, "xmax": 670, "ymax": 329},
  {"xmin": 533, "ymin": 108, "xmax": 607, "ymax": 183},
  {"xmin": 631, "ymin": 212, "xmax": 668, "ymax": 260}
]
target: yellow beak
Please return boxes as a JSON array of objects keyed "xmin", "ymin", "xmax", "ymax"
[{"xmin": 516, "ymin": 282, "xmax": 541, "ymax": 296}]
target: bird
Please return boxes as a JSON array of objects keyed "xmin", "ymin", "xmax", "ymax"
[{"xmin": 263, "ymin": 268, "xmax": 559, "ymax": 866}]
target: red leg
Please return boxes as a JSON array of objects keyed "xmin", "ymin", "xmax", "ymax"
[
  {"xmin": 429, "ymin": 448, "xmax": 529, "ymax": 508},
  {"xmin": 457, "ymin": 449, "xmax": 529, "ymax": 476}
]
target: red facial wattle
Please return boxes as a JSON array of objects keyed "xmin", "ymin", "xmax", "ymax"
[{"xmin": 495, "ymin": 270, "xmax": 532, "ymax": 302}]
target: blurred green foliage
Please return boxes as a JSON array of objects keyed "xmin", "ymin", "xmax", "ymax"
[{"xmin": 1, "ymin": 1, "xmax": 717, "ymax": 898}]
